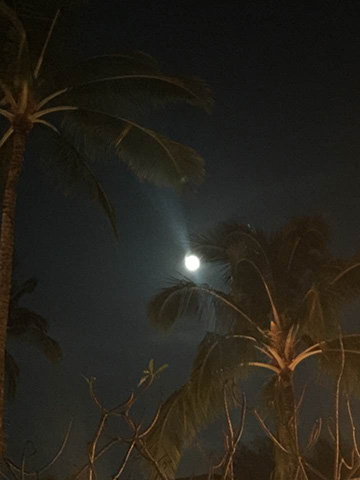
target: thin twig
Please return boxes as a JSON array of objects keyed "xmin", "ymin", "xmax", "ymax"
[
  {"xmin": 291, "ymin": 378, "xmax": 309, "ymax": 480},
  {"xmin": 0, "ymin": 468, "xmax": 14, "ymax": 480},
  {"xmin": 112, "ymin": 441, "xmax": 135, "ymax": 480},
  {"xmin": 88, "ymin": 414, "xmax": 108, "ymax": 480},
  {"xmin": 20, "ymin": 443, "xmax": 35, "ymax": 480},
  {"xmin": 334, "ymin": 327, "xmax": 345, "ymax": 480},
  {"xmin": 223, "ymin": 391, "xmax": 246, "ymax": 480},
  {"xmin": 254, "ymin": 409, "xmax": 289, "ymax": 454},
  {"xmin": 38, "ymin": 420, "xmax": 73, "ymax": 475},
  {"xmin": 304, "ymin": 461, "xmax": 329, "ymax": 480},
  {"xmin": 2, "ymin": 459, "xmax": 20, "ymax": 480},
  {"xmin": 72, "ymin": 438, "xmax": 122, "ymax": 480},
  {"xmin": 347, "ymin": 396, "xmax": 360, "ymax": 459}
]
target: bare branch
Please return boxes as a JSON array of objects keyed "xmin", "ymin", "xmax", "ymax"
[
  {"xmin": 88, "ymin": 413, "xmax": 108, "ymax": 480},
  {"xmin": 304, "ymin": 461, "xmax": 329, "ymax": 480},
  {"xmin": 222, "ymin": 389, "xmax": 246, "ymax": 480},
  {"xmin": 347, "ymin": 396, "xmax": 360, "ymax": 460},
  {"xmin": 0, "ymin": 469, "xmax": 13, "ymax": 480},
  {"xmin": 20, "ymin": 443, "xmax": 35, "ymax": 480},
  {"xmin": 334, "ymin": 327, "xmax": 345, "ymax": 480},
  {"xmin": 253, "ymin": 409, "xmax": 289, "ymax": 454},
  {"xmin": 72, "ymin": 438, "xmax": 122, "ymax": 480},
  {"xmin": 38, "ymin": 420, "xmax": 73, "ymax": 475},
  {"xmin": 112, "ymin": 441, "xmax": 135, "ymax": 480}
]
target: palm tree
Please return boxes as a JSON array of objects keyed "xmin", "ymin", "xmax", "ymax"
[
  {"xmin": 0, "ymin": 0, "xmax": 212, "ymax": 447},
  {"xmin": 147, "ymin": 216, "xmax": 360, "ymax": 480},
  {"xmin": 6, "ymin": 277, "xmax": 62, "ymax": 399}
]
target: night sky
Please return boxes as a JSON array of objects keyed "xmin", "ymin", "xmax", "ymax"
[{"xmin": 5, "ymin": 0, "xmax": 360, "ymax": 476}]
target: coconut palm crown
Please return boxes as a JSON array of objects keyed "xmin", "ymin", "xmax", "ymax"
[
  {"xmin": 147, "ymin": 216, "xmax": 360, "ymax": 480},
  {"xmin": 0, "ymin": 0, "xmax": 212, "ymax": 449}
]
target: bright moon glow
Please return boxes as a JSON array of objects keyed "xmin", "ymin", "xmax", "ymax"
[{"xmin": 184, "ymin": 255, "xmax": 200, "ymax": 271}]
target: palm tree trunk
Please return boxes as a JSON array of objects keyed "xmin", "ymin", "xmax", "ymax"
[
  {"xmin": 273, "ymin": 371, "xmax": 300, "ymax": 480},
  {"xmin": 0, "ymin": 123, "xmax": 30, "ymax": 452}
]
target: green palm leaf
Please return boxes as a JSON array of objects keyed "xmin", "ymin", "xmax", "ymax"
[
  {"xmin": 144, "ymin": 332, "xmax": 257, "ymax": 479},
  {"xmin": 62, "ymin": 53, "xmax": 213, "ymax": 114},
  {"xmin": 148, "ymin": 279, "xmax": 265, "ymax": 338},
  {"xmin": 62, "ymin": 109, "xmax": 205, "ymax": 188}
]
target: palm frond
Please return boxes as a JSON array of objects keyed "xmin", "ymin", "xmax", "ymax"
[
  {"xmin": 329, "ymin": 252, "xmax": 360, "ymax": 298},
  {"xmin": 274, "ymin": 215, "xmax": 330, "ymax": 274},
  {"xmin": 144, "ymin": 332, "xmax": 257, "ymax": 479},
  {"xmin": 8, "ymin": 306, "xmax": 48, "ymax": 334},
  {"xmin": 33, "ymin": 125, "xmax": 118, "ymax": 238},
  {"xmin": 61, "ymin": 109, "xmax": 205, "ymax": 188},
  {"xmin": 192, "ymin": 223, "xmax": 280, "ymax": 329},
  {"xmin": 191, "ymin": 222, "xmax": 268, "ymax": 265},
  {"xmin": 10, "ymin": 277, "xmax": 38, "ymax": 305},
  {"xmin": 302, "ymin": 255, "xmax": 360, "ymax": 340},
  {"xmin": 0, "ymin": 0, "xmax": 30, "ymax": 85},
  {"xmin": 148, "ymin": 280, "xmax": 210, "ymax": 331},
  {"xmin": 8, "ymin": 318, "xmax": 62, "ymax": 363},
  {"xmin": 192, "ymin": 222, "xmax": 272, "ymax": 288},
  {"xmin": 148, "ymin": 279, "xmax": 266, "ymax": 339},
  {"xmin": 5, "ymin": 0, "xmax": 79, "ymax": 72},
  {"xmin": 5, "ymin": 350, "xmax": 19, "ymax": 399},
  {"xmin": 58, "ymin": 53, "xmax": 213, "ymax": 114},
  {"xmin": 8, "ymin": 307, "xmax": 62, "ymax": 363},
  {"xmin": 316, "ymin": 334, "xmax": 360, "ymax": 396}
]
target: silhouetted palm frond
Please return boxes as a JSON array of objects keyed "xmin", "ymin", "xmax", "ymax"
[
  {"xmin": 61, "ymin": 109, "xmax": 205, "ymax": 188},
  {"xmin": 144, "ymin": 332, "xmax": 257, "ymax": 479},
  {"xmin": 6, "ymin": 278, "xmax": 62, "ymax": 398}
]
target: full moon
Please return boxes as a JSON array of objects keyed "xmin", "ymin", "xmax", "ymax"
[{"xmin": 184, "ymin": 254, "xmax": 200, "ymax": 271}]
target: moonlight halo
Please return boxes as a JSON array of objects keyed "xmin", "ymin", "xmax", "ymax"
[{"xmin": 184, "ymin": 254, "xmax": 200, "ymax": 271}]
